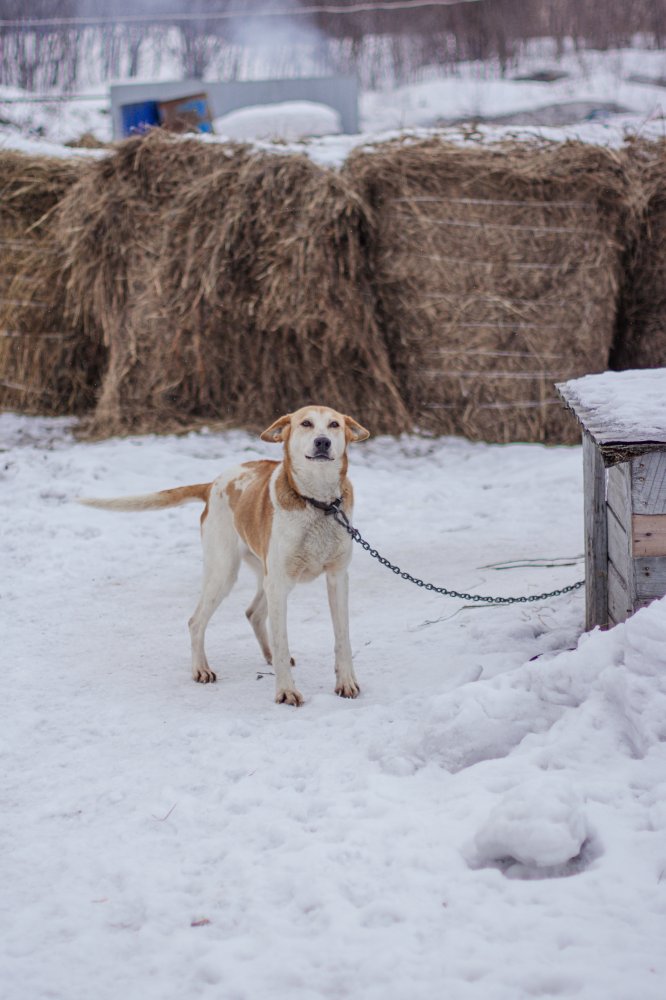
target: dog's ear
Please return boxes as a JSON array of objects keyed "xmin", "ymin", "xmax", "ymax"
[
  {"xmin": 260, "ymin": 413, "xmax": 292, "ymax": 443},
  {"xmin": 344, "ymin": 416, "xmax": 370, "ymax": 443}
]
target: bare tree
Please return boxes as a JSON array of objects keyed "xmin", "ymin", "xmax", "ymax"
[{"xmin": 0, "ymin": 0, "xmax": 664, "ymax": 91}]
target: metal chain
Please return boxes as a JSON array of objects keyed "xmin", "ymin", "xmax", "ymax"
[{"xmin": 318, "ymin": 499, "xmax": 584, "ymax": 606}]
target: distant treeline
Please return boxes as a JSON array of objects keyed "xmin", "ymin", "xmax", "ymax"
[{"xmin": 0, "ymin": 0, "xmax": 664, "ymax": 90}]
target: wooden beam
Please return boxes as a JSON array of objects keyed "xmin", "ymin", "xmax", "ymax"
[
  {"xmin": 631, "ymin": 452, "xmax": 666, "ymax": 515},
  {"xmin": 633, "ymin": 515, "xmax": 666, "ymax": 557},
  {"xmin": 608, "ymin": 560, "xmax": 631, "ymax": 625},
  {"xmin": 583, "ymin": 431, "xmax": 608, "ymax": 630},
  {"xmin": 635, "ymin": 557, "xmax": 666, "ymax": 602},
  {"xmin": 607, "ymin": 462, "xmax": 631, "ymax": 525}
]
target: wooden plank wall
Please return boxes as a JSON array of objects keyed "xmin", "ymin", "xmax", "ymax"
[
  {"xmin": 631, "ymin": 453, "xmax": 666, "ymax": 514},
  {"xmin": 583, "ymin": 432, "xmax": 608, "ymax": 630},
  {"xmin": 604, "ymin": 451, "xmax": 666, "ymax": 626},
  {"xmin": 632, "ymin": 453, "xmax": 666, "ymax": 608}
]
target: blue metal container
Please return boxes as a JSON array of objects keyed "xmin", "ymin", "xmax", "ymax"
[{"xmin": 120, "ymin": 101, "xmax": 161, "ymax": 137}]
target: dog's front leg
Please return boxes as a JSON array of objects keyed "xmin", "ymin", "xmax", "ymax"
[
  {"xmin": 326, "ymin": 569, "xmax": 360, "ymax": 698},
  {"xmin": 265, "ymin": 575, "xmax": 302, "ymax": 706}
]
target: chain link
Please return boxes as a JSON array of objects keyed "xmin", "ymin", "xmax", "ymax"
[{"xmin": 321, "ymin": 501, "xmax": 584, "ymax": 606}]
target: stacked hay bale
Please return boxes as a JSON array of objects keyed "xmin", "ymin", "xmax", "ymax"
[
  {"xmin": 57, "ymin": 133, "xmax": 251, "ymax": 437},
  {"xmin": 346, "ymin": 137, "xmax": 630, "ymax": 443},
  {"xmin": 613, "ymin": 138, "xmax": 666, "ymax": 371},
  {"xmin": 5, "ymin": 131, "xmax": 638, "ymax": 445},
  {"xmin": 58, "ymin": 130, "xmax": 408, "ymax": 437},
  {"xmin": 0, "ymin": 151, "xmax": 105, "ymax": 416}
]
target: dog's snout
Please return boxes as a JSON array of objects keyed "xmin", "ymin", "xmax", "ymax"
[{"xmin": 314, "ymin": 436, "xmax": 331, "ymax": 452}]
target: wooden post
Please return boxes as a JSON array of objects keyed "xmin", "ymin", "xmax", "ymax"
[
  {"xmin": 582, "ymin": 431, "xmax": 608, "ymax": 629},
  {"xmin": 607, "ymin": 461, "xmax": 635, "ymax": 625}
]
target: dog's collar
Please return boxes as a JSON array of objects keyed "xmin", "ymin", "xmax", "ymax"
[{"xmin": 301, "ymin": 495, "xmax": 344, "ymax": 516}]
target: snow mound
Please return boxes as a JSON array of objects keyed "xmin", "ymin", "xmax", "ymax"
[
  {"xmin": 471, "ymin": 778, "xmax": 589, "ymax": 870},
  {"xmin": 414, "ymin": 679, "xmax": 563, "ymax": 773},
  {"xmin": 396, "ymin": 593, "xmax": 666, "ymax": 780},
  {"xmin": 407, "ymin": 643, "xmax": 601, "ymax": 773},
  {"xmin": 213, "ymin": 100, "xmax": 342, "ymax": 141}
]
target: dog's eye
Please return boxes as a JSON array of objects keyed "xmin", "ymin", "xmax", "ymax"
[
  {"xmin": 329, "ymin": 421, "xmax": 340, "ymax": 428},
  {"xmin": 301, "ymin": 419, "xmax": 313, "ymax": 428}
]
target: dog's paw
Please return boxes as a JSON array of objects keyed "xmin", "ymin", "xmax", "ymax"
[
  {"xmin": 335, "ymin": 678, "xmax": 360, "ymax": 699},
  {"xmin": 275, "ymin": 688, "xmax": 304, "ymax": 707},
  {"xmin": 193, "ymin": 665, "xmax": 217, "ymax": 684}
]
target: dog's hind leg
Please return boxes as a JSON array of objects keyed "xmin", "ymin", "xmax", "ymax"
[
  {"xmin": 243, "ymin": 553, "xmax": 295, "ymax": 669},
  {"xmin": 244, "ymin": 556, "xmax": 272, "ymax": 665},
  {"xmin": 189, "ymin": 506, "xmax": 240, "ymax": 684}
]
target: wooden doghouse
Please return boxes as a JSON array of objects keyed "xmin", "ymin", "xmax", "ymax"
[{"xmin": 557, "ymin": 370, "xmax": 666, "ymax": 630}]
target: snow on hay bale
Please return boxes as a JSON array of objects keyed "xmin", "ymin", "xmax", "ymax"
[
  {"xmin": 57, "ymin": 130, "xmax": 408, "ymax": 437},
  {"xmin": 345, "ymin": 137, "xmax": 631, "ymax": 443},
  {"xmin": 0, "ymin": 151, "xmax": 105, "ymax": 416},
  {"xmin": 613, "ymin": 138, "xmax": 666, "ymax": 372}
]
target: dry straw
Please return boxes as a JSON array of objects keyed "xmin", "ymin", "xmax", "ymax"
[
  {"xmin": 0, "ymin": 150, "xmax": 105, "ymax": 415},
  {"xmin": 57, "ymin": 130, "xmax": 408, "ymax": 438},
  {"xmin": 4, "ymin": 132, "xmax": 649, "ymax": 446},
  {"xmin": 613, "ymin": 137, "xmax": 666, "ymax": 372},
  {"xmin": 345, "ymin": 135, "xmax": 632, "ymax": 443},
  {"xmin": 57, "ymin": 132, "xmax": 250, "ymax": 436}
]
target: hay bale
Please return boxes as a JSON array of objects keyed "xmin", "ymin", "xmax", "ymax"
[
  {"xmin": 57, "ymin": 131, "xmax": 252, "ymax": 436},
  {"xmin": 345, "ymin": 137, "xmax": 631, "ymax": 443},
  {"xmin": 146, "ymin": 147, "xmax": 409, "ymax": 434},
  {"xmin": 59, "ymin": 131, "xmax": 408, "ymax": 437},
  {"xmin": 613, "ymin": 138, "xmax": 666, "ymax": 371},
  {"xmin": 0, "ymin": 151, "xmax": 105, "ymax": 415}
]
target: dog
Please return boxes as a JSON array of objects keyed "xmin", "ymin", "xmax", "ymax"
[{"xmin": 80, "ymin": 405, "xmax": 370, "ymax": 706}]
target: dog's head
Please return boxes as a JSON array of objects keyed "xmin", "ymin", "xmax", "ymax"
[{"xmin": 260, "ymin": 406, "xmax": 370, "ymax": 470}]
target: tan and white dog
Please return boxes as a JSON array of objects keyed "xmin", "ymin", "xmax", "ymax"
[{"xmin": 81, "ymin": 405, "xmax": 370, "ymax": 706}]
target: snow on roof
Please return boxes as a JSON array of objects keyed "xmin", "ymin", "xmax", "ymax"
[
  {"xmin": 557, "ymin": 368, "xmax": 666, "ymax": 454},
  {"xmin": 213, "ymin": 100, "xmax": 342, "ymax": 142}
]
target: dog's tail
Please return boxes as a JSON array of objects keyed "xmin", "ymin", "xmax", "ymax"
[{"xmin": 78, "ymin": 482, "xmax": 212, "ymax": 512}]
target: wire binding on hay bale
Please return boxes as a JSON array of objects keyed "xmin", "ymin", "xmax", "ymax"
[
  {"xmin": 0, "ymin": 151, "xmax": 105, "ymax": 416},
  {"xmin": 345, "ymin": 136, "xmax": 632, "ymax": 444},
  {"xmin": 612, "ymin": 137, "xmax": 666, "ymax": 372},
  {"xmin": 58, "ymin": 130, "xmax": 408, "ymax": 438},
  {"xmin": 148, "ymin": 146, "xmax": 410, "ymax": 434}
]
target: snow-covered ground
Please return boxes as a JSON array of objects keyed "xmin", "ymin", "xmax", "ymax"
[
  {"xmin": 2, "ymin": 412, "xmax": 666, "ymax": 1000},
  {"xmin": 360, "ymin": 45, "xmax": 666, "ymax": 133},
  {"xmin": 1, "ymin": 43, "xmax": 666, "ymax": 162}
]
